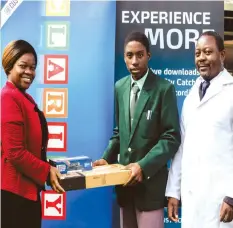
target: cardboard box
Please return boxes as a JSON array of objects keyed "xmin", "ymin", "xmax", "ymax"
[
  {"xmin": 58, "ymin": 164, "xmax": 131, "ymax": 191},
  {"xmin": 49, "ymin": 156, "xmax": 92, "ymax": 174}
]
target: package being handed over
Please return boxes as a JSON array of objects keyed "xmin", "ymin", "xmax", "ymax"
[{"xmin": 58, "ymin": 164, "xmax": 131, "ymax": 191}]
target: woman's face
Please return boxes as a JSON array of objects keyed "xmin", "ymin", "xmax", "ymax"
[{"xmin": 8, "ymin": 53, "xmax": 36, "ymax": 91}]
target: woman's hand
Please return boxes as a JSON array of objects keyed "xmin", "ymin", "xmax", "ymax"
[{"xmin": 49, "ymin": 166, "xmax": 65, "ymax": 193}]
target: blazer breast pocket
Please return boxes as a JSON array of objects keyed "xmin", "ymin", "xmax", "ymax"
[{"xmin": 139, "ymin": 111, "xmax": 159, "ymax": 138}]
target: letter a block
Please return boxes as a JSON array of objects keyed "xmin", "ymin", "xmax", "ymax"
[{"xmin": 44, "ymin": 55, "xmax": 68, "ymax": 84}]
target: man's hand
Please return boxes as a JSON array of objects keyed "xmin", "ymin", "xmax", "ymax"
[
  {"xmin": 168, "ymin": 197, "xmax": 179, "ymax": 222},
  {"xmin": 92, "ymin": 159, "xmax": 108, "ymax": 167},
  {"xmin": 220, "ymin": 201, "xmax": 233, "ymax": 223},
  {"xmin": 49, "ymin": 166, "xmax": 65, "ymax": 193},
  {"xmin": 123, "ymin": 163, "xmax": 143, "ymax": 186}
]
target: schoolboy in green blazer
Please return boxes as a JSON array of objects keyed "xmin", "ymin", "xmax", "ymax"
[{"xmin": 94, "ymin": 31, "xmax": 181, "ymax": 228}]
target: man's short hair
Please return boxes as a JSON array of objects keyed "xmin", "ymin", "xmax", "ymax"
[
  {"xmin": 124, "ymin": 31, "xmax": 150, "ymax": 53},
  {"xmin": 198, "ymin": 31, "xmax": 224, "ymax": 51}
]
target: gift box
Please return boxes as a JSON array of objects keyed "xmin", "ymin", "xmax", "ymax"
[{"xmin": 58, "ymin": 164, "xmax": 131, "ymax": 191}]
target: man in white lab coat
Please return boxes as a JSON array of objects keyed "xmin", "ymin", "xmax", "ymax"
[{"xmin": 166, "ymin": 31, "xmax": 233, "ymax": 228}]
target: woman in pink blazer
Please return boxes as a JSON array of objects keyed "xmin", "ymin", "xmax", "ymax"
[{"xmin": 1, "ymin": 40, "xmax": 65, "ymax": 228}]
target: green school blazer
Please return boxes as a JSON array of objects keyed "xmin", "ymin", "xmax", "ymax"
[{"xmin": 103, "ymin": 69, "xmax": 181, "ymax": 211}]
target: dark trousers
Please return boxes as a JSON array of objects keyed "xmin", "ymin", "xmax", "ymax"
[{"xmin": 1, "ymin": 190, "xmax": 42, "ymax": 228}]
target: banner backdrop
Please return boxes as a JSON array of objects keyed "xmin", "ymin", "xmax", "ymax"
[
  {"xmin": 115, "ymin": 1, "xmax": 224, "ymax": 113},
  {"xmin": 115, "ymin": 1, "xmax": 223, "ymax": 227}
]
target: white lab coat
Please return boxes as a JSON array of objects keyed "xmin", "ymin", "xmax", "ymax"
[{"xmin": 166, "ymin": 69, "xmax": 233, "ymax": 228}]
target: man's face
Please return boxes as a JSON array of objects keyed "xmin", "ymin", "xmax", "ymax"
[
  {"xmin": 124, "ymin": 41, "xmax": 150, "ymax": 80},
  {"xmin": 195, "ymin": 35, "xmax": 225, "ymax": 80},
  {"xmin": 8, "ymin": 53, "xmax": 36, "ymax": 91}
]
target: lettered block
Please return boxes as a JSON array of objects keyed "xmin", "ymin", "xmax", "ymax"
[
  {"xmin": 45, "ymin": 21, "xmax": 69, "ymax": 50},
  {"xmin": 44, "ymin": 55, "xmax": 68, "ymax": 84},
  {"xmin": 41, "ymin": 190, "xmax": 66, "ymax": 220},
  {"xmin": 43, "ymin": 88, "xmax": 68, "ymax": 118},
  {"xmin": 46, "ymin": 0, "xmax": 70, "ymax": 16},
  {"xmin": 47, "ymin": 122, "xmax": 67, "ymax": 152}
]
